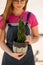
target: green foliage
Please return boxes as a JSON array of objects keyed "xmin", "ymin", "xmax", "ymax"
[{"xmin": 17, "ymin": 19, "xmax": 26, "ymax": 43}]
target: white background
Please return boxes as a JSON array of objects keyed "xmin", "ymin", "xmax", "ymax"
[{"xmin": 0, "ymin": 0, "xmax": 43, "ymax": 65}]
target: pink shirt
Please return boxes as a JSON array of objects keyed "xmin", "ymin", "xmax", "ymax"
[{"xmin": 0, "ymin": 11, "xmax": 38, "ymax": 29}]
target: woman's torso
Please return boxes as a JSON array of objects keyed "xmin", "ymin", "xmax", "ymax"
[{"xmin": 6, "ymin": 11, "xmax": 31, "ymax": 52}]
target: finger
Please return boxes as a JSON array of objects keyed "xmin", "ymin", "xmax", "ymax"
[
  {"xmin": 18, "ymin": 54, "xmax": 24, "ymax": 57},
  {"xmin": 15, "ymin": 53, "xmax": 26, "ymax": 60},
  {"xmin": 18, "ymin": 54, "xmax": 26, "ymax": 60},
  {"xmin": 25, "ymin": 40, "xmax": 29, "ymax": 43},
  {"xmin": 18, "ymin": 53, "xmax": 25, "ymax": 58}
]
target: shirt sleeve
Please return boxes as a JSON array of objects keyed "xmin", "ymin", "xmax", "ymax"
[
  {"xmin": 0, "ymin": 15, "xmax": 4, "ymax": 29},
  {"xmin": 28, "ymin": 12, "xmax": 38, "ymax": 28}
]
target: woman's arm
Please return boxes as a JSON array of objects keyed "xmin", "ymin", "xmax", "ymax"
[
  {"xmin": 25, "ymin": 26, "xmax": 39, "ymax": 44},
  {"xmin": 0, "ymin": 29, "xmax": 13, "ymax": 56},
  {"xmin": 31, "ymin": 26, "xmax": 39, "ymax": 43},
  {"xmin": 0, "ymin": 28, "xmax": 25, "ymax": 60}
]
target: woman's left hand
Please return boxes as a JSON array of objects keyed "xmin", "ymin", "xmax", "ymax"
[{"xmin": 25, "ymin": 36, "xmax": 31, "ymax": 45}]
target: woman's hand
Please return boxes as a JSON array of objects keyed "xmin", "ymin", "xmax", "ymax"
[
  {"xmin": 25, "ymin": 36, "xmax": 31, "ymax": 45},
  {"xmin": 12, "ymin": 53, "xmax": 26, "ymax": 60}
]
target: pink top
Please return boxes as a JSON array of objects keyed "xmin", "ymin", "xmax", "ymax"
[{"xmin": 0, "ymin": 11, "xmax": 38, "ymax": 29}]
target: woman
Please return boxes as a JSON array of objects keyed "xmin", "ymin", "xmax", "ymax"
[{"xmin": 0, "ymin": 0, "xmax": 39, "ymax": 65}]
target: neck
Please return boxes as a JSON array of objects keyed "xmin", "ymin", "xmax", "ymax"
[{"xmin": 13, "ymin": 9, "xmax": 24, "ymax": 16}]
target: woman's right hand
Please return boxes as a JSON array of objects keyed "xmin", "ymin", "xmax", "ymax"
[{"xmin": 12, "ymin": 53, "xmax": 26, "ymax": 60}]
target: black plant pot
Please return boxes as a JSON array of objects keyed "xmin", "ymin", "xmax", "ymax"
[{"xmin": 13, "ymin": 41, "xmax": 28, "ymax": 53}]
